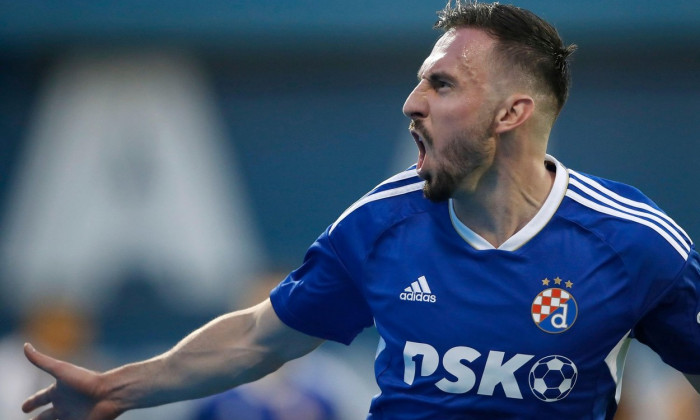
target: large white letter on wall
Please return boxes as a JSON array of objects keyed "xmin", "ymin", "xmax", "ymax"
[{"xmin": 1, "ymin": 52, "xmax": 263, "ymax": 311}]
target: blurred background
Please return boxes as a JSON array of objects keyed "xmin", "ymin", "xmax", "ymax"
[{"xmin": 0, "ymin": 0, "xmax": 698, "ymax": 419}]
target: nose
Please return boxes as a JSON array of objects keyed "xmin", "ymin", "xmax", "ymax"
[{"xmin": 402, "ymin": 83, "xmax": 428, "ymax": 120}]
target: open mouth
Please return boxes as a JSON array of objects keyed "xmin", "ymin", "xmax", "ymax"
[{"xmin": 411, "ymin": 130, "xmax": 426, "ymax": 172}]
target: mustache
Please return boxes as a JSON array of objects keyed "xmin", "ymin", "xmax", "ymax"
[{"xmin": 408, "ymin": 120, "xmax": 432, "ymax": 146}]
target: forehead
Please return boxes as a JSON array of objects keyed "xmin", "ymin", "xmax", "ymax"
[{"xmin": 418, "ymin": 27, "xmax": 496, "ymax": 78}]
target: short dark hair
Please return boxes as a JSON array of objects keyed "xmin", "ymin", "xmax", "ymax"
[{"xmin": 435, "ymin": 1, "xmax": 577, "ymax": 114}]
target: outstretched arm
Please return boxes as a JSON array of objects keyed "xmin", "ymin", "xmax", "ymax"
[{"xmin": 22, "ymin": 298, "xmax": 324, "ymax": 420}]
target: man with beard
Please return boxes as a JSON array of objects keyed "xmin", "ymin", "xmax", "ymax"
[{"xmin": 22, "ymin": 2, "xmax": 700, "ymax": 419}]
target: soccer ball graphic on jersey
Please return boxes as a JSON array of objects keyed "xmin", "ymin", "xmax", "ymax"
[{"xmin": 528, "ymin": 355, "xmax": 578, "ymax": 402}]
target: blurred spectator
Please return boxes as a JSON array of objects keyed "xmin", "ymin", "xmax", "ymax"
[
  {"xmin": 0, "ymin": 299, "xmax": 196, "ymax": 420},
  {"xmin": 0, "ymin": 301, "xmax": 99, "ymax": 419},
  {"xmin": 614, "ymin": 340, "xmax": 700, "ymax": 420},
  {"xmin": 190, "ymin": 355, "xmax": 340, "ymax": 420}
]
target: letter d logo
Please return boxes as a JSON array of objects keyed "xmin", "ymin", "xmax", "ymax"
[
  {"xmin": 531, "ymin": 288, "xmax": 578, "ymax": 334},
  {"xmin": 551, "ymin": 304, "xmax": 569, "ymax": 329}
]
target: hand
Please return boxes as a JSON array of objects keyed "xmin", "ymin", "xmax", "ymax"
[{"xmin": 22, "ymin": 343, "xmax": 122, "ymax": 420}]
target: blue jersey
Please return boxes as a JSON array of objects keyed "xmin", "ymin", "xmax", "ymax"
[{"xmin": 270, "ymin": 155, "xmax": 700, "ymax": 419}]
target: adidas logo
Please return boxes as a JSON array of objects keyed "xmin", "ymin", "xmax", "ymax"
[{"xmin": 400, "ymin": 276, "xmax": 437, "ymax": 303}]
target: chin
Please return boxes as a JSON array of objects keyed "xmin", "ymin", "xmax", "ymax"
[{"xmin": 422, "ymin": 182, "xmax": 453, "ymax": 203}]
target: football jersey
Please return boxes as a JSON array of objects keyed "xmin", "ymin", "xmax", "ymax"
[{"xmin": 270, "ymin": 155, "xmax": 700, "ymax": 419}]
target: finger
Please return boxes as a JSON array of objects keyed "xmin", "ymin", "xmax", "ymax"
[
  {"xmin": 24, "ymin": 343, "xmax": 62, "ymax": 377},
  {"xmin": 30, "ymin": 406, "xmax": 57, "ymax": 420},
  {"xmin": 22, "ymin": 385, "xmax": 54, "ymax": 413}
]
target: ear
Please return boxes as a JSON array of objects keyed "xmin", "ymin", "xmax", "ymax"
[{"xmin": 492, "ymin": 94, "xmax": 534, "ymax": 134}]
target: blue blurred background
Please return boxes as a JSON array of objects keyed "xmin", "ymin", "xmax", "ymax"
[{"xmin": 0, "ymin": 1, "xmax": 698, "ymax": 419}]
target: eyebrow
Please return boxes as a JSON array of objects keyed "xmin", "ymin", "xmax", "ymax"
[
  {"xmin": 416, "ymin": 65, "xmax": 426, "ymax": 80},
  {"xmin": 418, "ymin": 70, "xmax": 458, "ymax": 86}
]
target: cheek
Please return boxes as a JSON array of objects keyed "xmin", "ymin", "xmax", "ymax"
[
  {"xmin": 428, "ymin": 99, "xmax": 485, "ymax": 145},
  {"xmin": 436, "ymin": 114, "xmax": 474, "ymax": 143},
  {"xmin": 435, "ymin": 100, "xmax": 479, "ymax": 124}
]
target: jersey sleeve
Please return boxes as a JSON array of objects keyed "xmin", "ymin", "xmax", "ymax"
[
  {"xmin": 270, "ymin": 227, "xmax": 374, "ymax": 345},
  {"xmin": 633, "ymin": 248, "xmax": 700, "ymax": 374}
]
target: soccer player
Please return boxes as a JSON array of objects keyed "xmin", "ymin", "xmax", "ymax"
[{"xmin": 21, "ymin": 2, "xmax": 700, "ymax": 419}]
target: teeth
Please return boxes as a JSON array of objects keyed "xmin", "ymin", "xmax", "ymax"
[
  {"xmin": 411, "ymin": 131, "xmax": 422, "ymax": 144},
  {"xmin": 412, "ymin": 130, "xmax": 426, "ymax": 171}
]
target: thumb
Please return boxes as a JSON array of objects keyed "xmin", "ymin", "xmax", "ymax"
[{"xmin": 24, "ymin": 342, "xmax": 62, "ymax": 378}]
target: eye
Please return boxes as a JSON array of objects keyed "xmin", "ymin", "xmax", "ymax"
[
  {"xmin": 436, "ymin": 81, "xmax": 449, "ymax": 90},
  {"xmin": 428, "ymin": 76, "xmax": 452, "ymax": 92}
]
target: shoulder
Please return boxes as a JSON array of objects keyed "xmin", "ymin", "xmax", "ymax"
[
  {"xmin": 303, "ymin": 167, "xmax": 433, "ymax": 286},
  {"xmin": 561, "ymin": 167, "xmax": 693, "ymax": 265},
  {"xmin": 329, "ymin": 167, "xmax": 429, "ymax": 237},
  {"xmin": 324, "ymin": 167, "xmax": 445, "ymax": 264}
]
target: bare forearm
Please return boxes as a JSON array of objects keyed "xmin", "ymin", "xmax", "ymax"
[{"xmin": 102, "ymin": 300, "xmax": 321, "ymax": 412}]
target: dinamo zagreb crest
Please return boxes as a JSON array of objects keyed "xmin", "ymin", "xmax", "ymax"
[{"xmin": 531, "ymin": 287, "xmax": 578, "ymax": 333}]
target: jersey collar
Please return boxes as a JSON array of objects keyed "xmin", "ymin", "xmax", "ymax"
[{"xmin": 449, "ymin": 154, "xmax": 569, "ymax": 251}]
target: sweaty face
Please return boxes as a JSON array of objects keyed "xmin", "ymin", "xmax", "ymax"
[{"xmin": 403, "ymin": 28, "xmax": 499, "ymax": 202}]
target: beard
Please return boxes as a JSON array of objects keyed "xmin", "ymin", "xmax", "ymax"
[{"xmin": 414, "ymin": 119, "xmax": 495, "ymax": 203}]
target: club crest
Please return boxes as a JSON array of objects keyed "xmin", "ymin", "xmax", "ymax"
[{"xmin": 531, "ymin": 287, "xmax": 578, "ymax": 334}]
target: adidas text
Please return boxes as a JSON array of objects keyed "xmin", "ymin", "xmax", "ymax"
[{"xmin": 400, "ymin": 292, "xmax": 437, "ymax": 303}]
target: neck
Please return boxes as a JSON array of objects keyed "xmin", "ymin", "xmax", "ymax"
[{"xmin": 451, "ymin": 154, "xmax": 555, "ymax": 248}]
